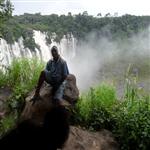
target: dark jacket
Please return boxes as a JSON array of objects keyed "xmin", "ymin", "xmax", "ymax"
[{"xmin": 45, "ymin": 57, "xmax": 69, "ymax": 86}]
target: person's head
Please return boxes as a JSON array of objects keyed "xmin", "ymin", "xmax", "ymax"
[{"xmin": 51, "ymin": 46, "xmax": 59, "ymax": 60}]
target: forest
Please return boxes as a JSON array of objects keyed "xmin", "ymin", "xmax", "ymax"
[{"xmin": 0, "ymin": 11, "xmax": 150, "ymax": 50}]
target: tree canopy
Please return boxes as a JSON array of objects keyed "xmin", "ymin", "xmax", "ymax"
[
  {"xmin": 1, "ymin": 12, "xmax": 150, "ymax": 50},
  {"xmin": 0, "ymin": 0, "xmax": 13, "ymax": 26},
  {"xmin": 0, "ymin": 0, "xmax": 13, "ymax": 37}
]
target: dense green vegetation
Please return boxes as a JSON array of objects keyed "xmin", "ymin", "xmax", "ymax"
[
  {"xmin": 72, "ymin": 76, "xmax": 150, "ymax": 150},
  {"xmin": 1, "ymin": 12, "xmax": 150, "ymax": 50},
  {"xmin": 0, "ymin": 58, "xmax": 149, "ymax": 150},
  {"xmin": 0, "ymin": 0, "xmax": 13, "ymax": 36},
  {"xmin": 0, "ymin": 58, "xmax": 44, "ymax": 134}
]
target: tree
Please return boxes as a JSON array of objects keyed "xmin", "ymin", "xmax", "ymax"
[
  {"xmin": 0, "ymin": 0, "xmax": 13, "ymax": 27},
  {"xmin": 68, "ymin": 12, "xmax": 72, "ymax": 16},
  {"xmin": 82, "ymin": 11, "xmax": 88, "ymax": 16},
  {"xmin": 97, "ymin": 13, "xmax": 102, "ymax": 17},
  {"xmin": 105, "ymin": 13, "xmax": 111, "ymax": 17}
]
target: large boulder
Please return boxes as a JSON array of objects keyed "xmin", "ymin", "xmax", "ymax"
[
  {"xmin": 0, "ymin": 106, "xmax": 70, "ymax": 150},
  {"xmin": 0, "ymin": 109, "xmax": 119, "ymax": 150},
  {"xmin": 64, "ymin": 127, "xmax": 119, "ymax": 150},
  {"xmin": 21, "ymin": 74, "xmax": 79, "ymax": 125}
]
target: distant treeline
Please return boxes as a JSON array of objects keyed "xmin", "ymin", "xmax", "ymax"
[{"xmin": 1, "ymin": 12, "xmax": 150, "ymax": 50}]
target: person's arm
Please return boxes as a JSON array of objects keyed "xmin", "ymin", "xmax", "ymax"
[
  {"xmin": 45, "ymin": 60, "xmax": 51, "ymax": 71},
  {"xmin": 62, "ymin": 61, "xmax": 69, "ymax": 80}
]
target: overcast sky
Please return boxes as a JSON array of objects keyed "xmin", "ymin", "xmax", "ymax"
[{"xmin": 11, "ymin": 0, "xmax": 150, "ymax": 16}]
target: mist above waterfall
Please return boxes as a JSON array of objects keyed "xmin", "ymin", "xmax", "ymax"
[{"xmin": 68, "ymin": 27, "xmax": 150, "ymax": 91}]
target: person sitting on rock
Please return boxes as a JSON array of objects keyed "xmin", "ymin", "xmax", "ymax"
[{"xmin": 31, "ymin": 46, "xmax": 69, "ymax": 105}]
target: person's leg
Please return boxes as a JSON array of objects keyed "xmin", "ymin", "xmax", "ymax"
[
  {"xmin": 51, "ymin": 84, "xmax": 60, "ymax": 105},
  {"xmin": 53, "ymin": 81, "xmax": 66, "ymax": 106}
]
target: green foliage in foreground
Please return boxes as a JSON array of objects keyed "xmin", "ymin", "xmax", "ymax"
[
  {"xmin": 0, "ymin": 58, "xmax": 44, "ymax": 116},
  {"xmin": 7, "ymin": 58, "xmax": 44, "ymax": 88},
  {"xmin": 72, "ymin": 82, "xmax": 150, "ymax": 150},
  {"xmin": 0, "ymin": 114, "xmax": 16, "ymax": 137},
  {"xmin": 73, "ymin": 84, "xmax": 117, "ymax": 130},
  {"xmin": 113, "ymin": 96, "xmax": 150, "ymax": 150}
]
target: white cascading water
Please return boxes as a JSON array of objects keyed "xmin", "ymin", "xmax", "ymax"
[
  {"xmin": 0, "ymin": 37, "xmax": 33, "ymax": 67},
  {"xmin": 0, "ymin": 30, "xmax": 77, "ymax": 69}
]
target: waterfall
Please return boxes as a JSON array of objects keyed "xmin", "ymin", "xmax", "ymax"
[
  {"xmin": 0, "ymin": 30, "xmax": 77, "ymax": 69},
  {"xmin": 60, "ymin": 33, "xmax": 77, "ymax": 59},
  {"xmin": 71, "ymin": 33, "xmax": 76, "ymax": 58},
  {"xmin": 0, "ymin": 37, "xmax": 36, "ymax": 68},
  {"xmin": 33, "ymin": 31, "xmax": 51, "ymax": 61}
]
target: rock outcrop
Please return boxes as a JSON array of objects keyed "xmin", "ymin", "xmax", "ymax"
[
  {"xmin": 64, "ymin": 126, "xmax": 119, "ymax": 150},
  {"xmin": 21, "ymin": 74, "xmax": 79, "ymax": 125},
  {"xmin": 0, "ymin": 106, "xmax": 70, "ymax": 150}
]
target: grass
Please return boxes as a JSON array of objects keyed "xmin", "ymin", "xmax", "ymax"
[
  {"xmin": 74, "ymin": 83, "xmax": 116, "ymax": 129},
  {"xmin": 0, "ymin": 114, "xmax": 16, "ymax": 137},
  {"xmin": 72, "ymin": 83, "xmax": 150, "ymax": 150},
  {"xmin": 113, "ymin": 96, "xmax": 150, "ymax": 150},
  {"xmin": 0, "ymin": 58, "xmax": 44, "ymax": 88},
  {"xmin": 4, "ymin": 58, "xmax": 44, "ymax": 113}
]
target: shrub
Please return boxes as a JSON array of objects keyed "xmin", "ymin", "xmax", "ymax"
[
  {"xmin": 112, "ymin": 96, "xmax": 150, "ymax": 150},
  {"xmin": 73, "ymin": 83, "xmax": 117, "ymax": 130},
  {"xmin": 72, "ymin": 80, "xmax": 150, "ymax": 150},
  {"xmin": 0, "ymin": 114, "xmax": 16, "ymax": 137},
  {"xmin": 0, "ymin": 58, "xmax": 44, "ymax": 118}
]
